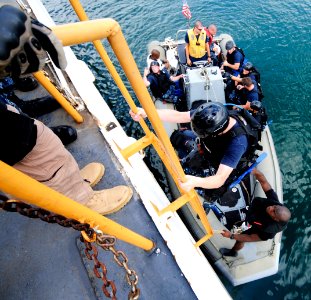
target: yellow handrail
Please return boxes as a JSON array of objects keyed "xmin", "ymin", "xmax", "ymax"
[
  {"xmin": 0, "ymin": 9, "xmax": 213, "ymax": 249},
  {"xmin": 52, "ymin": 6, "xmax": 213, "ymax": 245},
  {"xmin": 0, "ymin": 161, "xmax": 154, "ymax": 251}
]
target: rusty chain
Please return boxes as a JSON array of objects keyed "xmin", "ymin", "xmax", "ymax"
[
  {"xmin": 81, "ymin": 237, "xmax": 118, "ymax": 299},
  {"xmin": 0, "ymin": 195, "xmax": 140, "ymax": 299},
  {"xmin": 0, "ymin": 195, "xmax": 94, "ymax": 235},
  {"xmin": 95, "ymin": 233, "xmax": 140, "ymax": 300}
]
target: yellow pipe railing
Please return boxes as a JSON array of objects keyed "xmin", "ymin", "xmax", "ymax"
[
  {"xmin": 33, "ymin": 71, "xmax": 83, "ymax": 123},
  {"xmin": 53, "ymin": 14, "xmax": 213, "ymax": 244},
  {"xmin": 0, "ymin": 161, "xmax": 154, "ymax": 251}
]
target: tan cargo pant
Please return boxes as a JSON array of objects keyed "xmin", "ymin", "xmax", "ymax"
[{"xmin": 13, "ymin": 120, "xmax": 93, "ymax": 204}]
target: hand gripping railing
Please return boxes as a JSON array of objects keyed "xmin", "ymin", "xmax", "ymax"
[{"xmin": 57, "ymin": 0, "xmax": 213, "ymax": 247}]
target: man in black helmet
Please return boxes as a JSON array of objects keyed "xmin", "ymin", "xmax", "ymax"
[
  {"xmin": 130, "ymin": 102, "xmax": 250, "ymax": 192},
  {"xmin": 226, "ymin": 62, "xmax": 263, "ymax": 105},
  {"xmin": 230, "ymin": 62, "xmax": 257, "ymax": 84}
]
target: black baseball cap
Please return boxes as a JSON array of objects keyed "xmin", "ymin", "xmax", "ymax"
[{"xmin": 150, "ymin": 61, "xmax": 160, "ymax": 66}]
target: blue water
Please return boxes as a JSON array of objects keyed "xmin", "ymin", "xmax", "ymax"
[{"xmin": 44, "ymin": 0, "xmax": 311, "ymax": 299}]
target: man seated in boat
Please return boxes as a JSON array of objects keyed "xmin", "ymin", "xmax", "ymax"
[
  {"xmin": 225, "ymin": 62, "xmax": 264, "ymax": 102},
  {"xmin": 143, "ymin": 61, "xmax": 184, "ymax": 104},
  {"xmin": 220, "ymin": 168, "xmax": 291, "ymax": 257},
  {"xmin": 204, "ymin": 24, "xmax": 220, "ymax": 66},
  {"xmin": 185, "ymin": 20, "xmax": 212, "ymax": 66},
  {"xmin": 130, "ymin": 102, "xmax": 260, "ymax": 196},
  {"xmin": 234, "ymin": 77, "xmax": 260, "ymax": 110},
  {"xmin": 222, "ymin": 40, "xmax": 245, "ymax": 76}
]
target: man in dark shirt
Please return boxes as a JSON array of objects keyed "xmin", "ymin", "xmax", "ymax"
[
  {"xmin": 235, "ymin": 77, "xmax": 259, "ymax": 110},
  {"xmin": 231, "ymin": 62, "xmax": 258, "ymax": 84},
  {"xmin": 222, "ymin": 40, "xmax": 244, "ymax": 76},
  {"xmin": 143, "ymin": 61, "xmax": 183, "ymax": 103},
  {"xmin": 220, "ymin": 168, "xmax": 291, "ymax": 257},
  {"xmin": 130, "ymin": 102, "xmax": 249, "ymax": 192}
]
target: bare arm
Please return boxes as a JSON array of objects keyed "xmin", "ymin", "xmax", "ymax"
[
  {"xmin": 241, "ymin": 101, "xmax": 251, "ymax": 110},
  {"xmin": 223, "ymin": 61, "xmax": 240, "ymax": 70},
  {"xmin": 185, "ymin": 43, "xmax": 191, "ymax": 65},
  {"xmin": 252, "ymin": 168, "xmax": 272, "ymax": 192},
  {"xmin": 143, "ymin": 68, "xmax": 150, "ymax": 87},
  {"xmin": 222, "ymin": 230, "xmax": 262, "ymax": 242},
  {"xmin": 231, "ymin": 75, "xmax": 242, "ymax": 83},
  {"xmin": 130, "ymin": 108, "xmax": 191, "ymax": 123},
  {"xmin": 170, "ymin": 74, "xmax": 184, "ymax": 82},
  {"xmin": 206, "ymin": 42, "xmax": 211, "ymax": 62},
  {"xmin": 180, "ymin": 163, "xmax": 234, "ymax": 191}
]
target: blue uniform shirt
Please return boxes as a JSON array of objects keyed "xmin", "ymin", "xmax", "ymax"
[{"xmin": 220, "ymin": 123, "xmax": 248, "ymax": 168}]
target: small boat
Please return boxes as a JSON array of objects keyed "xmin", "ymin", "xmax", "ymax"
[{"xmin": 147, "ymin": 31, "xmax": 283, "ymax": 286}]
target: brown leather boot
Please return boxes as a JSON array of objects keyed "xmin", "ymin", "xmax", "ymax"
[
  {"xmin": 85, "ymin": 186, "xmax": 133, "ymax": 215},
  {"xmin": 80, "ymin": 163, "xmax": 105, "ymax": 187}
]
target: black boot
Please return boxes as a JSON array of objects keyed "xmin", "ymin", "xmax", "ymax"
[
  {"xmin": 50, "ymin": 125, "xmax": 77, "ymax": 145},
  {"xmin": 219, "ymin": 248, "xmax": 238, "ymax": 257},
  {"xmin": 15, "ymin": 77, "xmax": 38, "ymax": 92},
  {"xmin": 10, "ymin": 95, "xmax": 61, "ymax": 118}
]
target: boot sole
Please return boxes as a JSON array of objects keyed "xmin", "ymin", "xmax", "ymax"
[{"xmin": 102, "ymin": 188, "xmax": 133, "ymax": 215}]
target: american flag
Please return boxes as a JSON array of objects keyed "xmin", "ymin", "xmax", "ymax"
[{"xmin": 182, "ymin": 1, "xmax": 192, "ymax": 19}]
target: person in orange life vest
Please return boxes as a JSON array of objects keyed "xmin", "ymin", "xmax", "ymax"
[
  {"xmin": 185, "ymin": 20, "xmax": 211, "ymax": 66},
  {"xmin": 204, "ymin": 24, "xmax": 219, "ymax": 66}
]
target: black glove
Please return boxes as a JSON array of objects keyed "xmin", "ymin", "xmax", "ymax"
[
  {"xmin": 0, "ymin": 4, "xmax": 67, "ymax": 79},
  {"xmin": 222, "ymin": 72, "xmax": 231, "ymax": 81}
]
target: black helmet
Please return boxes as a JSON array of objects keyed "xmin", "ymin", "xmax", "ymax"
[
  {"xmin": 191, "ymin": 102, "xmax": 229, "ymax": 138},
  {"xmin": 243, "ymin": 62, "xmax": 253, "ymax": 71}
]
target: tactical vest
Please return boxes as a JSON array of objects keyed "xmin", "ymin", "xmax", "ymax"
[
  {"xmin": 201, "ymin": 110, "xmax": 259, "ymax": 168},
  {"xmin": 187, "ymin": 29, "xmax": 207, "ymax": 58},
  {"xmin": 170, "ymin": 110, "xmax": 261, "ymax": 199}
]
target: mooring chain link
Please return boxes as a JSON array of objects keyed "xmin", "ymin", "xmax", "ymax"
[
  {"xmin": 0, "ymin": 196, "xmax": 139, "ymax": 299},
  {"xmin": 95, "ymin": 233, "xmax": 140, "ymax": 300},
  {"xmin": 0, "ymin": 196, "xmax": 94, "ymax": 236},
  {"xmin": 82, "ymin": 238, "xmax": 118, "ymax": 299}
]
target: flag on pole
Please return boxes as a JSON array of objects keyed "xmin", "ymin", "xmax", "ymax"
[{"xmin": 182, "ymin": 1, "xmax": 192, "ymax": 19}]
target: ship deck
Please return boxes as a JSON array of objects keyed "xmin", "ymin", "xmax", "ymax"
[{"xmin": 0, "ymin": 85, "xmax": 197, "ymax": 299}]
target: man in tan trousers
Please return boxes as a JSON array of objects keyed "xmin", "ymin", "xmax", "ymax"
[{"xmin": 0, "ymin": 4, "xmax": 132, "ymax": 215}]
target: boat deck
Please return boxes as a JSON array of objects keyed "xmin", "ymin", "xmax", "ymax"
[{"xmin": 0, "ymin": 86, "xmax": 197, "ymax": 299}]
